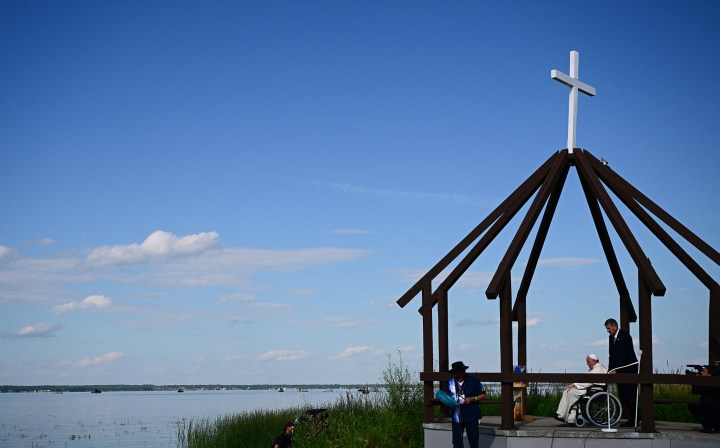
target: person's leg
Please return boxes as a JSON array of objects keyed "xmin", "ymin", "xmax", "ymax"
[
  {"xmin": 465, "ymin": 419, "xmax": 479, "ymax": 448},
  {"xmin": 556, "ymin": 390, "xmax": 571, "ymax": 419},
  {"xmin": 451, "ymin": 422, "xmax": 465, "ymax": 448},
  {"xmin": 565, "ymin": 389, "xmax": 585, "ymax": 423},
  {"xmin": 618, "ymin": 384, "xmax": 638, "ymax": 425}
]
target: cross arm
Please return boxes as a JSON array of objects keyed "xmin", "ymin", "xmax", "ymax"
[{"xmin": 551, "ymin": 70, "xmax": 597, "ymax": 96}]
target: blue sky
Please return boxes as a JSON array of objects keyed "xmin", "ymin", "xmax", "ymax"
[{"xmin": 1, "ymin": 1, "xmax": 719, "ymax": 385}]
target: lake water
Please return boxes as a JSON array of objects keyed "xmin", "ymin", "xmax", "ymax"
[{"xmin": 0, "ymin": 388, "xmax": 350, "ymax": 447}]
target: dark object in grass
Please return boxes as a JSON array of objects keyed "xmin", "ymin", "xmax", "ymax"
[{"xmin": 294, "ymin": 408, "xmax": 328, "ymax": 424}]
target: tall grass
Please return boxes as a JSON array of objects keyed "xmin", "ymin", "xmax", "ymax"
[
  {"xmin": 178, "ymin": 362, "xmax": 700, "ymax": 447},
  {"xmin": 178, "ymin": 351, "xmax": 423, "ymax": 448},
  {"xmin": 177, "ymin": 408, "xmax": 300, "ymax": 448}
]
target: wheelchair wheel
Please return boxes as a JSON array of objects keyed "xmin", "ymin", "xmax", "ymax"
[
  {"xmin": 585, "ymin": 392, "xmax": 622, "ymax": 427},
  {"xmin": 574, "ymin": 415, "xmax": 586, "ymax": 427}
]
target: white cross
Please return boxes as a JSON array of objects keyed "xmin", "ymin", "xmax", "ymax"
[{"xmin": 551, "ymin": 50, "xmax": 596, "ymax": 154}]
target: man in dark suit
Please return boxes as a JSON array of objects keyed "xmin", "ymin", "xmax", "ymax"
[
  {"xmin": 448, "ymin": 361, "xmax": 487, "ymax": 448},
  {"xmin": 605, "ymin": 318, "xmax": 639, "ymax": 427}
]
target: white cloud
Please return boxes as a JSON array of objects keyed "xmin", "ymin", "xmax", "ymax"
[
  {"xmin": 330, "ymin": 345, "xmax": 374, "ymax": 360},
  {"xmin": 537, "ymin": 341, "xmax": 567, "ymax": 351},
  {"xmin": 259, "ymin": 350, "xmax": 310, "ymax": 361},
  {"xmin": 228, "ymin": 317, "xmax": 256, "ymax": 325},
  {"xmin": 332, "ymin": 228, "xmax": 370, "ymax": 235},
  {"xmin": 147, "ymin": 247, "xmax": 370, "ymax": 287},
  {"xmin": 86, "ymin": 230, "xmax": 220, "ymax": 266},
  {"xmin": 524, "ymin": 318, "xmax": 541, "ymax": 327},
  {"xmin": 73, "ymin": 352, "xmax": 125, "ymax": 367},
  {"xmin": 290, "ymin": 317, "xmax": 379, "ymax": 329},
  {"xmin": 31, "ymin": 238, "xmax": 55, "ymax": 246},
  {"xmin": 427, "ymin": 315, "xmax": 537, "ymax": 328},
  {"xmin": 247, "ymin": 302, "xmax": 292, "ymax": 311},
  {"xmin": 216, "ymin": 247, "xmax": 368, "ymax": 271},
  {"xmin": 397, "ymin": 345, "xmax": 416, "ymax": 353},
  {"xmin": 220, "ymin": 293, "xmax": 256, "ymax": 303},
  {"xmin": 537, "ymin": 257, "xmax": 601, "ymax": 267},
  {"xmin": 8, "ymin": 322, "xmax": 63, "ymax": 338},
  {"xmin": 54, "ymin": 295, "xmax": 112, "ymax": 313},
  {"xmin": 456, "ymin": 317, "xmax": 499, "ymax": 327},
  {"xmin": 456, "ymin": 271, "xmax": 494, "ymax": 289},
  {"xmin": 310, "ymin": 181, "xmax": 487, "ymax": 206},
  {"xmin": 0, "ymin": 245, "xmax": 15, "ymax": 260},
  {"xmin": 587, "ymin": 338, "xmax": 608, "ymax": 347},
  {"xmin": 0, "ymin": 236, "xmax": 369, "ymax": 307}
]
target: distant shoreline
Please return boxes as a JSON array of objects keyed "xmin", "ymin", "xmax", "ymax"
[{"xmin": 0, "ymin": 384, "xmax": 382, "ymax": 393}]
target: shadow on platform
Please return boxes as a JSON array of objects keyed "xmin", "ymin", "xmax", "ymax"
[{"xmin": 423, "ymin": 416, "xmax": 719, "ymax": 448}]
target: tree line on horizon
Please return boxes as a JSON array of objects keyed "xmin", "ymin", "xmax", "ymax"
[{"xmin": 0, "ymin": 383, "xmax": 383, "ymax": 393}]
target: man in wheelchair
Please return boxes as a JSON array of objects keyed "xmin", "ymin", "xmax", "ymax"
[{"xmin": 552, "ymin": 354, "xmax": 607, "ymax": 424}]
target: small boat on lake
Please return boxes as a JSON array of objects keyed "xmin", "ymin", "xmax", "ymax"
[
  {"xmin": 177, "ymin": 388, "xmax": 184, "ymax": 392},
  {"xmin": 91, "ymin": 389, "xmax": 102, "ymax": 394}
]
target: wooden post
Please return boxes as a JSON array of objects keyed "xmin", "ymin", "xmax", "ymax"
[
  {"xmin": 438, "ymin": 288, "xmax": 449, "ymax": 378},
  {"xmin": 516, "ymin": 298, "xmax": 528, "ymax": 416},
  {"xmin": 711, "ymin": 286, "xmax": 720, "ymax": 364},
  {"xmin": 500, "ymin": 273, "xmax": 515, "ymax": 430},
  {"xmin": 421, "ymin": 281, "xmax": 435, "ymax": 423},
  {"xmin": 639, "ymin": 272, "xmax": 656, "ymax": 432}
]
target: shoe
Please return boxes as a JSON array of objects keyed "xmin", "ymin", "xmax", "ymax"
[
  {"xmin": 701, "ymin": 426, "xmax": 717, "ymax": 434},
  {"xmin": 552, "ymin": 414, "xmax": 564, "ymax": 423}
]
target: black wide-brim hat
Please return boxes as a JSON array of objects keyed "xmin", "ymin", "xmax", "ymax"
[{"xmin": 450, "ymin": 361, "xmax": 469, "ymax": 374}]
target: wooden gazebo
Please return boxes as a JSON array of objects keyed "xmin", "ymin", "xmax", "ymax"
[{"xmin": 396, "ymin": 52, "xmax": 720, "ymax": 433}]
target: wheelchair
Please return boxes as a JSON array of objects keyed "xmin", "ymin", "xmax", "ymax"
[{"xmin": 568, "ymin": 385, "xmax": 622, "ymax": 427}]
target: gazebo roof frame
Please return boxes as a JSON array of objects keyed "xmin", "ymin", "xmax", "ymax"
[{"xmin": 397, "ymin": 147, "xmax": 720, "ymax": 432}]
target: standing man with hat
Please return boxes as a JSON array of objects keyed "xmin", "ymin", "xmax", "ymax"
[{"xmin": 448, "ymin": 361, "xmax": 487, "ymax": 448}]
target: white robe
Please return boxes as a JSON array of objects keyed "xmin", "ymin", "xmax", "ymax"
[{"xmin": 556, "ymin": 362, "xmax": 607, "ymax": 423}]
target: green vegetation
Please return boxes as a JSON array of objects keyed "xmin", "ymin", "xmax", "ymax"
[
  {"xmin": 478, "ymin": 382, "xmax": 696, "ymax": 422},
  {"xmin": 177, "ymin": 361, "xmax": 701, "ymax": 447},
  {"xmin": 178, "ymin": 351, "xmax": 424, "ymax": 448}
]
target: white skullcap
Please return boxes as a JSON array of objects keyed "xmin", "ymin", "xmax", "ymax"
[{"xmin": 588, "ymin": 353, "xmax": 599, "ymax": 361}]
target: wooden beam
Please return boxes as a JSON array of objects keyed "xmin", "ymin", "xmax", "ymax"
[
  {"xmin": 589, "ymin": 156, "xmax": 718, "ymax": 290},
  {"xmin": 396, "ymin": 152, "xmax": 559, "ymax": 308},
  {"xmin": 585, "ymin": 151, "xmax": 720, "ymax": 266},
  {"xmin": 574, "ymin": 150, "xmax": 666, "ymax": 296},
  {"xmin": 425, "ymin": 163, "xmax": 552, "ymax": 312},
  {"xmin": 487, "ymin": 151, "xmax": 570, "ymax": 299},
  {"xmin": 420, "ymin": 371, "xmax": 720, "ymax": 386},
  {"xmin": 512, "ymin": 163, "xmax": 570, "ymax": 318},
  {"xmin": 577, "ymin": 168, "xmax": 637, "ymax": 322}
]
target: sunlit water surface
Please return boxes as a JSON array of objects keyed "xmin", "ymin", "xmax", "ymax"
[{"xmin": 0, "ymin": 389, "xmax": 347, "ymax": 447}]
